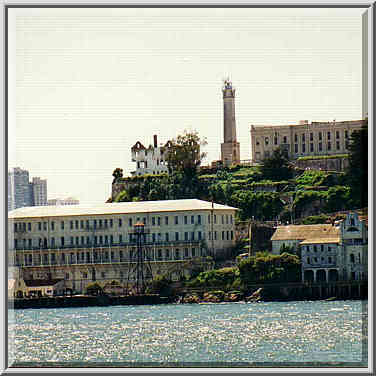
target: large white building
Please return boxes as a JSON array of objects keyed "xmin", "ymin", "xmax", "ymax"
[
  {"xmin": 271, "ymin": 212, "xmax": 367, "ymax": 283},
  {"xmin": 250, "ymin": 119, "xmax": 365, "ymax": 163},
  {"xmin": 8, "ymin": 199, "xmax": 237, "ymax": 294}
]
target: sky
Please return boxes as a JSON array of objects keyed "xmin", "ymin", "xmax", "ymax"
[{"xmin": 7, "ymin": 7, "xmax": 365, "ymax": 205}]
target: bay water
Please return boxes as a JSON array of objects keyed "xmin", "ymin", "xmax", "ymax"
[{"xmin": 9, "ymin": 300, "xmax": 367, "ymax": 367}]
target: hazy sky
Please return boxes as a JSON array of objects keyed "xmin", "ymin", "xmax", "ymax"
[{"xmin": 8, "ymin": 7, "xmax": 365, "ymax": 205}]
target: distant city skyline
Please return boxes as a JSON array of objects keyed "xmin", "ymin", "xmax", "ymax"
[{"xmin": 8, "ymin": 7, "xmax": 365, "ymax": 205}]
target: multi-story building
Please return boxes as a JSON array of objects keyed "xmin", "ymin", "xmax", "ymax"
[
  {"xmin": 271, "ymin": 212, "xmax": 367, "ymax": 283},
  {"xmin": 131, "ymin": 135, "xmax": 170, "ymax": 176},
  {"xmin": 32, "ymin": 177, "xmax": 47, "ymax": 206},
  {"xmin": 48, "ymin": 197, "xmax": 80, "ymax": 206},
  {"xmin": 8, "ymin": 199, "xmax": 237, "ymax": 293},
  {"xmin": 250, "ymin": 119, "xmax": 365, "ymax": 163},
  {"xmin": 8, "ymin": 168, "xmax": 33, "ymax": 211},
  {"xmin": 8, "ymin": 168, "xmax": 48, "ymax": 211}
]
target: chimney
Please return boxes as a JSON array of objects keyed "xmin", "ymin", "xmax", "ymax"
[{"xmin": 153, "ymin": 135, "xmax": 158, "ymax": 148}]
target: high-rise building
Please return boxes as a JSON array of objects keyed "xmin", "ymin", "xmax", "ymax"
[
  {"xmin": 32, "ymin": 177, "xmax": 48, "ymax": 206},
  {"xmin": 8, "ymin": 168, "xmax": 48, "ymax": 211},
  {"xmin": 221, "ymin": 79, "xmax": 240, "ymax": 167},
  {"xmin": 8, "ymin": 168, "xmax": 33, "ymax": 211}
]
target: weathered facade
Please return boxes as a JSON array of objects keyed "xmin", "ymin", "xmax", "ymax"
[
  {"xmin": 271, "ymin": 212, "xmax": 367, "ymax": 283},
  {"xmin": 131, "ymin": 136, "xmax": 170, "ymax": 176},
  {"xmin": 8, "ymin": 199, "xmax": 237, "ymax": 294},
  {"xmin": 250, "ymin": 119, "xmax": 365, "ymax": 163}
]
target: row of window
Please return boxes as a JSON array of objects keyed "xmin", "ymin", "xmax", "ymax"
[
  {"xmin": 293, "ymin": 140, "xmax": 347, "ymax": 154},
  {"xmin": 306, "ymin": 256, "xmax": 334, "ymax": 265},
  {"xmin": 13, "ymin": 213, "xmax": 233, "ymax": 233},
  {"xmin": 257, "ymin": 130, "xmax": 350, "ymax": 146},
  {"xmin": 303, "ymin": 244, "xmax": 335, "ymax": 253},
  {"xmin": 13, "ymin": 228, "xmax": 224, "ymax": 250},
  {"xmin": 16, "ymin": 247, "xmax": 202, "ymax": 267}
]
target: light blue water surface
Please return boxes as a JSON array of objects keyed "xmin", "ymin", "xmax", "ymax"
[{"xmin": 9, "ymin": 300, "xmax": 367, "ymax": 365}]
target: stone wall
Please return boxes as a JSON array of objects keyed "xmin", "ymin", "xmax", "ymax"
[{"xmin": 293, "ymin": 157, "xmax": 349, "ymax": 172}]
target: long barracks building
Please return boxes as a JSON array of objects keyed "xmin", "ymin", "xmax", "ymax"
[{"xmin": 8, "ymin": 199, "xmax": 237, "ymax": 293}]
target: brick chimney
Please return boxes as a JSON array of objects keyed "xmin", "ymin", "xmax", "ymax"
[{"xmin": 153, "ymin": 135, "xmax": 158, "ymax": 147}]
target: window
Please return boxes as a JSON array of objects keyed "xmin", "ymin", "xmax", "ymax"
[
  {"xmin": 319, "ymin": 132, "xmax": 322, "ymax": 141},
  {"xmin": 87, "ymin": 236, "xmax": 91, "ymax": 245},
  {"xmin": 99, "ymin": 236, "xmax": 103, "ymax": 244},
  {"xmin": 152, "ymin": 217, "xmax": 155, "ymax": 226},
  {"xmin": 43, "ymin": 222, "xmax": 47, "ymax": 231},
  {"xmin": 165, "ymin": 217, "xmax": 169, "ymax": 225},
  {"xmin": 310, "ymin": 133, "xmax": 313, "ymax": 141},
  {"xmin": 192, "ymin": 248, "xmax": 196, "ymax": 257},
  {"xmin": 226, "ymin": 231, "xmax": 229, "ymax": 240},
  {"xmin": 51, "ymin": 222, "xmax": 55, "ymax": 231},
  {"xmin": 119, "ymin": 218, "xmax": 122, "ymax": 227},
  {"xmin": 327, "ymin": 131, "xmax": 331, "ymax": 140},
  {"xmin": 175, "ymin": 232, "xmax": 179, "ymax": 241},
  {"xmin": 70, "ymin": 221, "xmax": 73, "ymax": 230},
  {"xmin": 158, "ymin": 217, "xmax": 161, "ymax": 226},
  {"xmin": 328, "ymin": 257, "xmax": 332, "ymax": 263},
  {"xmin": 104, "ymin": 235, "xmax": 108, "ymax": 244},
  {"xmin": 222, "ymin": 231, "xmax": 225, "ymax": 240},
  {"xmin": 81, "ymin": 236, "xmax": 85, "ymax": 245},
  {"xmin": 119, "ymin": 234, "xmax": 123, "ymax": 244},
  {"xmin": 184, "ymin": 232, "xmax": 188, "ymax": 241},
  {"xmin": 198, "ymin": 231, "xmax": 202, "ymax": 240},
  {"xmin": 294, "ymin": 144, "xmax": 298, "ymax": 153},
  {"xmin": 152, "ymin": 233, "xmax": 156, "ymax": 242},
  {"xmin": 307, "ymin": 257, "xmax": 310, "ymax": 264},
  {"xmin": 99, "ymin": 219, "xmax": 103, "ymax": 227},
  {"xmin": 319, "ymin": 143, "xmax": 322, "ymax": 151},
  {"xmin": 302, "ymin": 144, "xmax": 306, "ymax": 153},
  {"xmin": 38, "ymin": 222, "xmax": 42, "ymax": 231},
  {"xmin": 191, "ymin": 216, "xmax": 194, "ymax": 224},
  {"xmin": 230, "ymin": 215, "xmax": 233, "ymax": 224},
  {"xmin": 294, "ymin": 134, "xmax": 298, "ymax": 142},
  {"xmin": 265, "ymin": 137, "xmax": 269, "ymax": 145},
  {"xmin": 184, "ymin": 216, "xmax": 188, "ymax": 225},
  {"xmin": 231, "ymin": 231, "xmax": 233, "ymax": 240},
  {"xmin": 283, "ymin": 136, "xmax": 287, "ymax": 144},
  {"xmin": 184, "ymin": 248, "xmax": 188, "ymax": 258},
  {"xmin": 165, "ymin": 233, "xmax": 169, "ymax": 242},
  {"xmin": 314, "ymin": 245, "xmax": 317, "ymax": 252},
  {"xmin": 221, "ymin": 215, "xmax": 224, "ymax": 224},
  {"xmin": 336, "ymin": 131, "xmax": 340, "ymax": 139},
  {"xmin": 336, "ymin": 141, "xmax": 340, "ymax": 150},
  {"xmin": 345, "ymin": 130, "xmax": 348, "ymax": 139},
  {"xmin": 165, "ymin": 249, "xmax": 170, "ymax": 259},
  {"xmin": 327, "ymin": 142, "xmax": 331, "ymax": 150},
  {"xmin": 158, "ymin": 249, "xmax": 162, "ymax": 259},
  {"xmin": 274, "ymin": 137, "xmax": 278, "ymax": 145},
  {"xmin": 302, "ymin": 134, "xmax": 305, "ymax": 142},
  {"xmin": 191, "ymin": 232, "xmax": 195, "ymax": 241},
  {"xmin": 256, "ymin": 139, "xmax": 260, "ymax": 145},
  {"xmin": 198, "ymin": 215, "xmax": 201, "ymax": 224},
  {"xmin": 80, "ymin": 220, "xmax": 84, "ymax": 229},
  {"xmin": 175, "ymin": 249, "xmax": 180, "ymax": 260},
  {"xmin": 214, "ymin": 215, "xmax": 217, "ymax": 224},
  {"xmin": 321, "ymin": 245, "xmax": 324, "ymax": 252},
  {"xmin": 350, "ymin": 254, "xmax": 355, "ymax": 263},
  {"xmin": 214, "ymin": 231, "xmax": 217, "ymax": 240},
  {"xmin": 110, "ymin": 219, "xmax": 113, "ymax": 228},
  {"xmin": 86, "ymin": 220, "xmax": 89, "ymax": 229},
  {"xmin": 175, "ymin": 216, "xmax": 178, "ymax": 225},
  {"xmin": 310, "ymin": 143, "xmax": 314, "ymax": 152},
  {"xmin": 75, "ymin": 237, "xmax": 79, "ymax": 245},
  {"xmin": 70, "ymin": 236, "xmax": 74, "ymax": 245},
  {"xmin": 28, "ymin": 239, "xmax": 32, "ymax": 248},
  {"xmin": 209, "ymin": 232, "xmax": 211, "ymax": 240},
  {"xmin": 61, "ymin": 237, "xmax": 65, "ymax": 247}
]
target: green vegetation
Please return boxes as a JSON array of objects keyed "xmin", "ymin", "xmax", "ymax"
[
  {"xmin": 86, "ymin": 282, "xmax": 104, "ymax": 296},
  {"xmin": 297, "ymin": 154, "xmax": 348, "ymax": 161},
  {"xmin": 186, "ymin": 252, "xmax": 301, "ymax": 291},
  {"xmin": 112, "ymin": 127, "xmax": 366, "ymax": 222}
]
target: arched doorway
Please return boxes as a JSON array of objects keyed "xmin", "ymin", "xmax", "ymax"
[
  {"xmin": 328, "ymin": 269, "xmax": 339, "ymax": 282},
  {"xmin": 316, "ymin": 269, "xmax": 327, "ymax": 282},
  {"xmin": 304, "ymin": 270, "xmax": 314, "ymax": 282}
]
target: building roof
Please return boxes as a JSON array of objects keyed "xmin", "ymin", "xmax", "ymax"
[
  {"xmin": 251, "ymin": 119, "xmax": 364, "ymax": 129},
  {"xmin": 8, "ymin": 199, "xmax": 237, "ymax": 219},
  {"xmin": 24, "ymin": 279, "xmax": 63, "ymax": 287},
  {"xmin": 271, "ymin": 224, "xmax": 340, "ymax": 243}
]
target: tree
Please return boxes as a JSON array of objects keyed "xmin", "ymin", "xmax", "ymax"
[
  {"xmin": 260, "ymin": 147, "xmax": 293, "ymax": 181},
  {"xmin": 166, "ymin": 131, "xmax": 207, "ymax": 177},
  {"xmin": 346, "ymin": 120, "xmax": 368, "ymax": 208},
  {"xmin": 112, "ymin": 168, "xmax": 124, "ymax": 183}
]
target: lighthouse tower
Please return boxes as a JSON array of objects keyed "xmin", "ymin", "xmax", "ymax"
[{"xmin": 221, "ymin": 79, "xmax": 240, "ymax": 167}]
